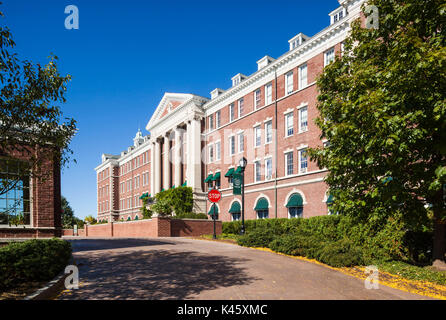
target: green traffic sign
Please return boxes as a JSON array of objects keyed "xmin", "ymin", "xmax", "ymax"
[{"xmin": 233, "ymin": 173, "xmax": 242, "ymax": 195}]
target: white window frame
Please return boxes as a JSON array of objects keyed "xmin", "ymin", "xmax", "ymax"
[
  {"xmin": 285, "ymin": 112, "xmax": 294, "ymax": 137},
  {"xmin": 285, "ymin": 151, "xmax": 294, "ymax": 176},
  {"xmin": 265, "ymin": 120, "xmax": 273, "ymax": 144},
  {"xmin": 254, "ymin": 125, "xmax": 261, "ymax": 147},
  {"xmin": 299, "ymin": 106, "xmax": 308, "ymax": 133},
  {"xmin": 230, "ymin": 103, "xmax": 235, "ymax": 122},
  {"xmin": 298, "ymin": 148, "xmax": 308, "ymax": 174},
  {"xmin": 265, "ymin": 157, "xmax": 273, "ymax": 180},
  {"xmin": 265, "ymin": 83, "xmax": 272, "ymax": 105},
  {"xmin": 254, "ymin": 160, "xmax": 261, "ymax": 182},
  {"xmin": 216, "ymin": 110, "xmax": 221, "ymax": 128},
  {"xmin": 285, "ymin": 71, "xmax": 293, "ymax": 95},
  {"xmin": 254, "ymin": 89, "xmax": 261, "ymax": 109},
  {"xmin": 208, "ymin": 144, "xmax": 214, "ymax": 163},
  {"xmin": 238, "ymin": 132, "xmax": 244, "ymax": 153},
  {"xmin": 209, "ymin": 114, "xmax": 214, "ymax": 131},
  {"xmin": 299, "ymin": 63, "xmax": 307, "ymax": 89},
  {"xmin": 229, "ymin": 136, "xmax": 236, "ymax": 156},
  {"xmin": 215, "ymin": 141, "xmax": 221, "ymax": 161},
  {"xmin": 324, "ymin": 47, "xmax": 335, "ymax": 67},
  {"xmin": 238, "ymin": 98, "xmax": 244, "ymax": 117}
]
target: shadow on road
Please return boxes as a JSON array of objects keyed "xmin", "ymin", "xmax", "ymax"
[
  {"xmin": 61, "ymin": 247, "xmax": 257, "ymax": 300},
  {"xmin": 67, "ymin": 238, "xmax": 175, "ymax": 252}
]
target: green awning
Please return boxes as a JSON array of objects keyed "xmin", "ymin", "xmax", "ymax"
[
  {"xmin": 326, "ymin": 194, "xmax": 334, "ymax": 204},
  {"xmin": 127, "ymin": 216, "xmax": 131, "ymax": 221},
  {"xmin": 139, "ymin": 192, "xmax": 148, "ymax": 199},
  {"xmin": 212, "ymin": 172, "xmax": 221, "ymax": 181},
  {"xmin": 171, "ymin": 185, "xmax": 175, "ymax": 189},
  {"xmin": 134, "ymin": 215, "xmax": 139, "ymax": 220},
  {"xmin": 254, "ymin": 197, "xmax": 269, "ymax": 211},
  {"xmin": 235, "ymin": 166, "xmax": 242, "ymax": 174},
  {"xmin": 204, "ymin": 173, "xmax": 214, "ymax": 183},
  {"xmin": 208, "ymin": 204, "xmax": 219, "ymax": 215},
  {"xmin": 225, "ymin": 167, "xmax": 235, "ymax": 177},
  {"xmin": 181, "ymin": 181, "xmax": 187, "ymax": 187},
  {"xmin": 286, "ymin": 193, "xmax": 304, "ymax": 208},
  {"xmin": 229, "ymin": 201, "xmax": 241, "ymax": 213},
  {"xmin": 161, "ymin": 188, "xmax": 165, "ymax": 192}
]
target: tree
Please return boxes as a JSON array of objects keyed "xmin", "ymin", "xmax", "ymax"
[
  {"xmin": 0, "ymin": 8, "xmax": 76, "ymax": 199},
  {"xmin": 309, "ymin": 0, "xmax": 446, "ymax": 269},
  {"xmin": 61, "ymin": 196, "xmax": 75, "ymax": 228},
  {"xmin": 84, "ymin": 215, "xmax": 97, "ymax": 225}
]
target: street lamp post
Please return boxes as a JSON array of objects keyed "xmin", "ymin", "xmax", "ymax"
[{"xmin": 239, "ymin": 157, "xmax": 247, "ymax": 235}]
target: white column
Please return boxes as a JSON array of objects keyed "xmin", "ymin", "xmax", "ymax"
[
  {"xmin": 189, "ymin": 117, "xmax": 202, "ymax": 192},
  {"xmin": 150, "ymin": 141, "xmax": 155, "ymax": 195},
  {"xmin": 186, "ymin": 121, "xmax": 192, "ymax": 186},
  {"xmin": 154, "ymin": 139, "xmax": 161, "ymax": 194},
  {"xmin": 163, "ymin": 134, "xmax": 170, "ymax": 190},
  {"xmin": 174, "ymin": 128, "xmax": 182, "ymax": 187}
]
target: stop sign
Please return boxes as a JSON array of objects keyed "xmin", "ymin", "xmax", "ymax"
[{"xmin": 208, "ymin": 189, "xmax": 221, "ymax": 203}]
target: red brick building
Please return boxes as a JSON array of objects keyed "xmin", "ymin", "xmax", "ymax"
[
  {"xmin": 0, "ymin": 146, "xmax": 62, "ymax": 239},
  {"xmin": 95, "ymin": 0, "xmax": 363, "ymax": 222}
]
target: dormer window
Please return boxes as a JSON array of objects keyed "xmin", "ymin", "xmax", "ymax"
[
  {"xmin": 288, "ymin": 33, "xmax": 309, "ymax": 51},
  {"xmin": 231, "ymin": 73, "xmax": 247, "ymax": 87},
  {"xmin": 329, "ymin": 7, "xmax": 347, "ymax": 25}
]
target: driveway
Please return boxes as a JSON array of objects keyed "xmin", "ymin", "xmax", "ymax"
[{"xmin": 58, "ymin": 237, "xmax": 430, "ymax": 300}]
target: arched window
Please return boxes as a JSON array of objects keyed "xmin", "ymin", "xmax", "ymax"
[
  {"xmin": 255, "ymin": 197, "xmax": 269, "ymax": 219},
  {"xmin": 229, "ymin": 201, "xmax": 241, "ymax": 221},
  {"xmin": 286, "ymin": 193, "xmax": 304, "ymax": 218}
]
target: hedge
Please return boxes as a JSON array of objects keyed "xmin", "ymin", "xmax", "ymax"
[
  {"xmin": 222, "ymin": 214, "xmax": 433, "ymax": 267},
  {"xmin": 0, "ymin": 238, "xmax": 72, "ymax": 291},
  {"xmin": 171, "ymin": 212, "xmax": 208, "ymax": 220}
]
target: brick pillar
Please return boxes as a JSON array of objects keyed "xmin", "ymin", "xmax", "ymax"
[{"xmin": 155, "ymin": 217, "xmax": 171, "ymax": 237}]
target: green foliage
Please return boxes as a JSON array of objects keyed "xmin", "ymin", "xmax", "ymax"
[
  {"xmin": 140, "ymin": 197, "xmax": 153, "ymax": 219},
  {"xmin": 61, "ymin": 196, "xmax": 84, "ymax": 229},
  {"xmin": 378, "ymin": 261, "xmax": 446, "ymax": 286},
  {"xmin": 224, "ymin": 215, "xmax": 433, "ymax": 267},
  {"xmin": 172, "ymin": 212, "xmax": 208, "ymax": 219},
  {"xmin": 318, "ymin": 239, "xmax": 365, "ymax": 268},
  {"xmin": 308, "ymin": 0, "xmax": 446, "ymax": 261},
  {"xmin": 0, "ymin": 10, "xmax": 77, "ymax": 198},
  {"xmin": 84, "ymin": 215, "xmax": 97, "ymax": 225},
  {"xmin": 0, "ymin": 238, "xmax": 72, "ymax": 291},
  {"xmin": 151, "ymin": 187, "xmax": 194, "ymax": 217}
]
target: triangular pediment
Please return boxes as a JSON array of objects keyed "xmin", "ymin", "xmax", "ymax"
[{"xmin": 146, "ymin": 93, "xmax": 209, "ymax": 136}]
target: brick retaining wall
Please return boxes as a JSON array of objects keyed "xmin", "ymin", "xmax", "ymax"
[{"xmin": 64, "ymin": 217, "xmax": 220, "ymax": 238}]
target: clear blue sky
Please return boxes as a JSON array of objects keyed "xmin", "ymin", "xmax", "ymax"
[{"xmin": 2, "ymin": 0, "xmax": 339, "ymax": 219}]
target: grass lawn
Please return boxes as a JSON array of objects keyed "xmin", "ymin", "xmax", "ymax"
[{"xmin": 377, "ymin": 261, "xmax": 446, "ymax": 286}]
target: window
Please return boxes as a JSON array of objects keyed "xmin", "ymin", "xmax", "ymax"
[
  {"xmin": 215, "ymin": 174, "xmax": 221, "ymax": 189},
  {"xmin": 215, "ymin": 141, "xmax": 221, "ymax": 161},
  {"xmin": 238, "ymin": 98, "xmax": 244, "ymax": 117},
  {"xmin": 238, "ymin": 132, "xmax": 244, "ymax": 153},
  {"xmin": 285, "ymin": 113, "xmax": 294, "ymax": 137},
  {"xmin": 209, "ymin": 145, "xmax": 214, "ymax": 163},
  {"xmin": 232, "ymin": 213, "xmax": 241, "ymax": 221},
  {"xmin": 0, "ymin": 159, "xmax": 31, "ymax": 225},
  {"xmin": 299, "ymin": 64, "xmax": 307, "ymax": 89},
  {"xmin": 255, "ymin": 161, "xmax": 261, "ymax": 182},
  {"xmin": 265, "ymin": 158, "xmax": 273, "ymax": 180},
  {"xmin": 265, "ymin": 83, "xmax": 272, "ymax": 105},
  {"xmin": 230, "ymin": 103, "xmax": 235, "ymax": 122},
  {"xmin": 325, "ymin": 47, "xmax": 335, "ymax": 66},
  {"xmin": 299, "ymin": 106, "xmax": 308, "ymax": 132},
  {"xmin": 229, "ymin": 136, "xmax": 236, "ymax": 155},
  {"xmin": 285, "ymin": 72, "xmax": 293, "ymax": 95},
  {"xmin": 209, "ymin": 114, "xmax": 214, "ymax": 131},
  {"xmin": 285, "ymin": 152, "xmax": 294, "ymax": 176},
  {"xmin": 289, "ymin": 207, "xmax": 303, "ymax": 218},
  {"xmin": 257, "ymin": 210, "xmax": 269, "ymax": 219},
  {"xmin": 254, "ymin": 89, "xmax": 261, "ymax": 109},
  {"xmin": 254, "ymin": 126, "xmax": 261, "ymax": 147},
  {"xmin": 265, "ymin": 121, "xmax": 272, "ymax": 143},
  {"xmin": 216, "ymin": 110, "xmax": 221, "ymax": 128},
  {"xmin": 299, "ymin": 149, "xmax": 308, "ymax": 173}
]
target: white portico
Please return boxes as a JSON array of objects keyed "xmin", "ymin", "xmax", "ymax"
[{"xmin": 146, "ymin": 93, "xmax": 209, "ymax": 213}]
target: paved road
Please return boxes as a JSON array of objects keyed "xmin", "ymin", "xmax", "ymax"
[{"xmin": 58, "ymin": 237, "xmax": 430, "ymax": 300}]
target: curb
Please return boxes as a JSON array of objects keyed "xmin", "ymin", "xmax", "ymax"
[{"xmin": 23, "ymin": 256, "xmax": 75, "ymax": 300}]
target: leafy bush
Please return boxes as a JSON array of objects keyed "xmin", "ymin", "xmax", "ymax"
[
  {"xmin": 151, "ymin": 187, "xmax": 194, "ymax": 216},
  {"xmin": 237, "ymin": 228, "xmax": 277, "ymax": 248},
  {"xmin": 269, "ymin": 233, "xmax": 325, "ymax": 259},
  {"xmin": 318, "ymin": 239, "xmax": 365, "ymax": 267},
  {"xmin": 0, "ymin": 238, "xmax": 72, "ymax": 291},
  {"xmin": 172, "ymin": 212, "xmax": 208, "ymax": 220}
]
